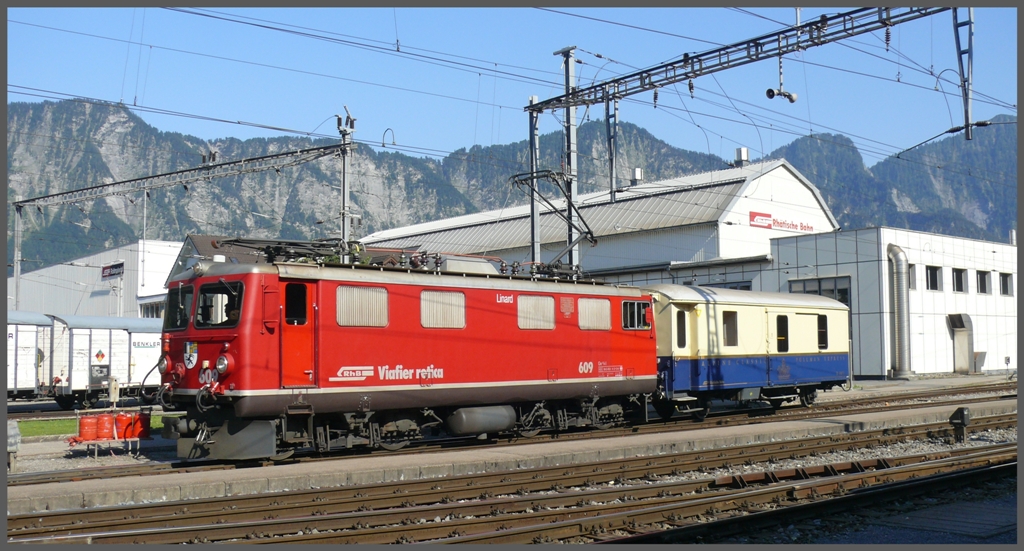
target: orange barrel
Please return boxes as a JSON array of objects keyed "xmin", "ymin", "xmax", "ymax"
[
  {"xmin": 137, "ymin": 411, "xmax": 151, "ymax": 438},
  {"xmin": 96, "ymin": 414, "xmax": 115, "ymax": 440},
  {"xmin": 78, "ymin": 415, "xmax": 98, "ymax": 441},
  {"xmin": 128, "ymin": 413, "xmax": 141, "ymax": 438},
  {"xmin": 115, "ymin": 412, "xmax": 133, "ymax": 439}
]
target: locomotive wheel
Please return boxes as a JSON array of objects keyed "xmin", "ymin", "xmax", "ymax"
[
  {"xmin": 379, "ymin": 439, "xmax": 410, "ymax": 451},
  {"xmin": 653, "ymin": 401, "xmax": 677, "ymax": 421},
  {"xmin": 518, "ymin": 428, "xmax": 542, "ymax": 438},
  {"xmin": 800, "ymin": 391, "xmax": 817, "ymax": 407},
  {"xmin": 54, "ymin": 395, "xmax": 76, "ymax": 410}
]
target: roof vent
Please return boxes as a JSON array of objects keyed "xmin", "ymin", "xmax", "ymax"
[{"xmin": 735, "ymin": 147, "xmax": 749, "ymax": 167}]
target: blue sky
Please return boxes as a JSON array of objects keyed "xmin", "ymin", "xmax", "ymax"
[{"xmin": 7, "ymin": 7, "xmax": 1017, "ymax": 167}]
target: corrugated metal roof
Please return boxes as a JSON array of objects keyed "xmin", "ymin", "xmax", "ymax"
[
  {"xmin": 7, "ymin": 310, "xmax": 53, "ymax": 326},
  {"xmin": 48, "ymin": 314, "xmax": 164, "ymax": 332},
  {"xmin": 361, "ymin": 160, "xmax": 772, "ymax": 255}
]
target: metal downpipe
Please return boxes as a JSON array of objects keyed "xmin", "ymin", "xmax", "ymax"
[{"xmin": 887, "ymin": 244, "xmax": 913, "ymax": 379}]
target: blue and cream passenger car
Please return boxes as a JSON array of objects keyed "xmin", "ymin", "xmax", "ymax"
[{"xmin": 643, "ymin": 284, "xmax": 851, "ymax": 418}]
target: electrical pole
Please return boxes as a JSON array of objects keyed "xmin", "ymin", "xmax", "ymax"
[
  {"xmin": 555, "ymin": 46, "xmax": 579, "ymax": 273},
  {"xmin": 528, "ymin": 96, "xmax": 541, "ymax": 265},
  {"xmin": 605, "ymin": 92, "xmax": 619, "ymax": 202},
  {"xmin": 953, "ymin": 8, "xmax": 974, "ymax": 139},
  {"xmin": 13, "ymin": 200, "xmax": 22, "ymax": 310},
  {"xmin": 338, "ymin": 107, "xmax": 356, "ymax": 246}
]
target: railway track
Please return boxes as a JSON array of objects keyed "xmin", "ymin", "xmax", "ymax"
[
  {"xmin": 7, "ymin": 386, "xmax": 1015, "ymax": 487},
  {"xmin": 6, "ymin": 380, "xmax": 1015, "ymax": 422},
  {"xmin": 7, "ymin": 413, "xmax": 1015, "ymax": 544}
]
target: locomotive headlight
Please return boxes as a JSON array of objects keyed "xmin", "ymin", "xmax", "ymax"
[
  {"xmin": 157, "ymin": 355, "xmax": 168, "ymax": 374},
  {"xmin": 216, "ymin": 355, "xmax": 230, "ymax": 374}
]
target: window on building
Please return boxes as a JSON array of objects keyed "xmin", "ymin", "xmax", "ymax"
[
  {"xmin": 675, "ymin": 310, "xmax": 687, "ymax": 348},
  {"xmin": 421, "ymin": 290, "xmax": 466, "ymax": 329},
  {"xmin": 284, "ymin": 284, "xmax": 307, "ymax": 326},
  {"xmin": 519, "ymin": 295, "xmax": 555, "ymax": 330},
  {"xmin": 818, "ymin": 315, "xmax": 829, "ymax": 349},
  {"xmin": 908, "ymin": 264, "xmax": 917, "ymax": 290},
  {"xmin": 622, "ymin": 301, "xmax": 652, "ymax": 330},
  {"xmin": 722, "ymin": 311, "xmax": 738, "ymax": 346},
  {"xmin": 952, "ymin": 268, "xmax": 967, "ymax": 293},
  {"xmin": 704, "ymin": 281, "xmax": 752, "ymax": 291},
  {"xmin": 337, "ymin": 286, "xmax": 388, "ymax": 327},
  {"xmin": 788, "ymin": 276, "xmax": 853, "ymax": 307},
  {"xmin": 1000, "ymin": 273, "xmax": 1014, "ymax": 296},
  {"xmin": 820, "ymin": 278, "xmax": 836, "ymax": 300},
  {"xmin": 141, "ymin": 302, "xmax": 165, "ymax": 319},
  {"xmin": 578, "ymin": 298, "xmax": 611, "ymax": 330},
  {"xmin": 776, "ymin": 315, "xmax": 789, "ymax": 353},
  {"xmin": 977, "ymin": 271, "xmax": 991, "ymax": 295},
  {"xmin": 925, "ymin": 266, "xmax": 942, "ymax": 291}
]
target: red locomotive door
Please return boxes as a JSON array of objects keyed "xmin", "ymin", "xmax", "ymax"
[{"xmin": 281, "ymin": 281, "xmax": 316, "ymax": 388}]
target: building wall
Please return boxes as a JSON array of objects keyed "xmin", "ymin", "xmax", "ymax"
[
  {"xmin": 8, "ymin": 240, "xmax": 179, "ymax": 318},
  {"xmin": 763, "ymin": 227, "xmax": 1016, "ymax": 377},
  {"xmin": 879, "ymin": 227, "xmax": 1017, "ymax": 377},
  {"xmin": 719, "ymin": 166, "xmax": 838, "ymax": 259}
]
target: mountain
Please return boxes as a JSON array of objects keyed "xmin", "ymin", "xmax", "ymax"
[
  {"xmin": 767, "ymin": 115, "xmax": 1017, "ymax": 242},
  {"xmin": 6, "ymin": 100, "xmax": 1017, "ymax": 276}
]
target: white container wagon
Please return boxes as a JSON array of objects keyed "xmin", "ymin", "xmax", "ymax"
[
  {"xmin": 6, "ymin": 311, "xmax": 53, "ymax": 401},
  {"xmin": 49, "ymin": 315, "xmax": 163, "ymax": 409}
]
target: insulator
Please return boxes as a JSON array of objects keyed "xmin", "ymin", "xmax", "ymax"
[
  {"xmin": 688, "ymin": 79, "xmax": 695, "ymax": 98},
  {"xmin": 885, "ymin": 27, "xmax": 891, "ymax": 51},
  {"xmin": 653, "ymin": 89, "xmax": 658, "ymax": 108}
]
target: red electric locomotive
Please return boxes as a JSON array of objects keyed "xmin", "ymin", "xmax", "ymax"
[{"xmin": 157, "ymin": 239, "xmax": 658, "ymax": 459}]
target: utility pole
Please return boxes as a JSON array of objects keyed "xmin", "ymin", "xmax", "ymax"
[
  {"xmin": 528, "ymin": 96, "xmax": 541, "ymax": 264},
  {"xmin": 555, "ymin": 46, "xmax": 579, "ymax": 272},
  {"xmin": 337, "ymin": 107, "xmax": 356, "ymax": 246},
  {"xmin": 953, "ymin": 8, "xmax": 974, "ymax": 139},
  {"xmin": 605, "ymin": 92, "xmax": 619, "ymax": 202},
  {"xmin": 13, "ymin": 199, "xmax": 22, "ymax": 310}
]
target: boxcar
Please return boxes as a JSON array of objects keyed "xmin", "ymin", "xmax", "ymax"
[
  {"xmin": 49, "ymin": 314, "xmax": 164, "ymax": 409},
  {"xmin": 6, "ymin": 311, "xmax": 52, "ymax": 401}
]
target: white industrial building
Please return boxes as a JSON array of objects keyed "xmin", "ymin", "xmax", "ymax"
[
  {"xmin": 7, "ymin": 239, "xmax": 181, "ymax": 319},
  {"xmin": 363, "ymin": 159, "xmax": 839, "ymax": 273},
  {"xmin": 362, "ymin": 157, "xmax": 1017, "ymax": 379}
]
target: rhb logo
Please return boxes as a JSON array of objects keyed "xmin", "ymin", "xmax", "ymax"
[{"xmin": 750, "ymin": 211, "xmax": 772, "ymax": 229}]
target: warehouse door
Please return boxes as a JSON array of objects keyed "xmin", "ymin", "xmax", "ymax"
[{"xmin": 281, "ymin": 281, "xmax": 316, "ymax": 387}]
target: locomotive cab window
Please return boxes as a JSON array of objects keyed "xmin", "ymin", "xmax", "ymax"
[
  {"xmin": 722, "ymin": 311, "xmax": 738, "ymax": 346},
  {"xmin": 622, "ymin": 301, "xmax": 651, "ymax": 330},
  {"xmin": 285, "ymin": 283, "xmax": 308, "ymax": 325},
  {"xmin": 195, "ymin": 281, "xmax": 244, "ymax": 328},
  {"xmin": 163, "ymin": 284, "xmax": 194, "ymax": 331},
  {"xmin": 776, "ymin": 315, "xmax": 789, "ymax": 352}
]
